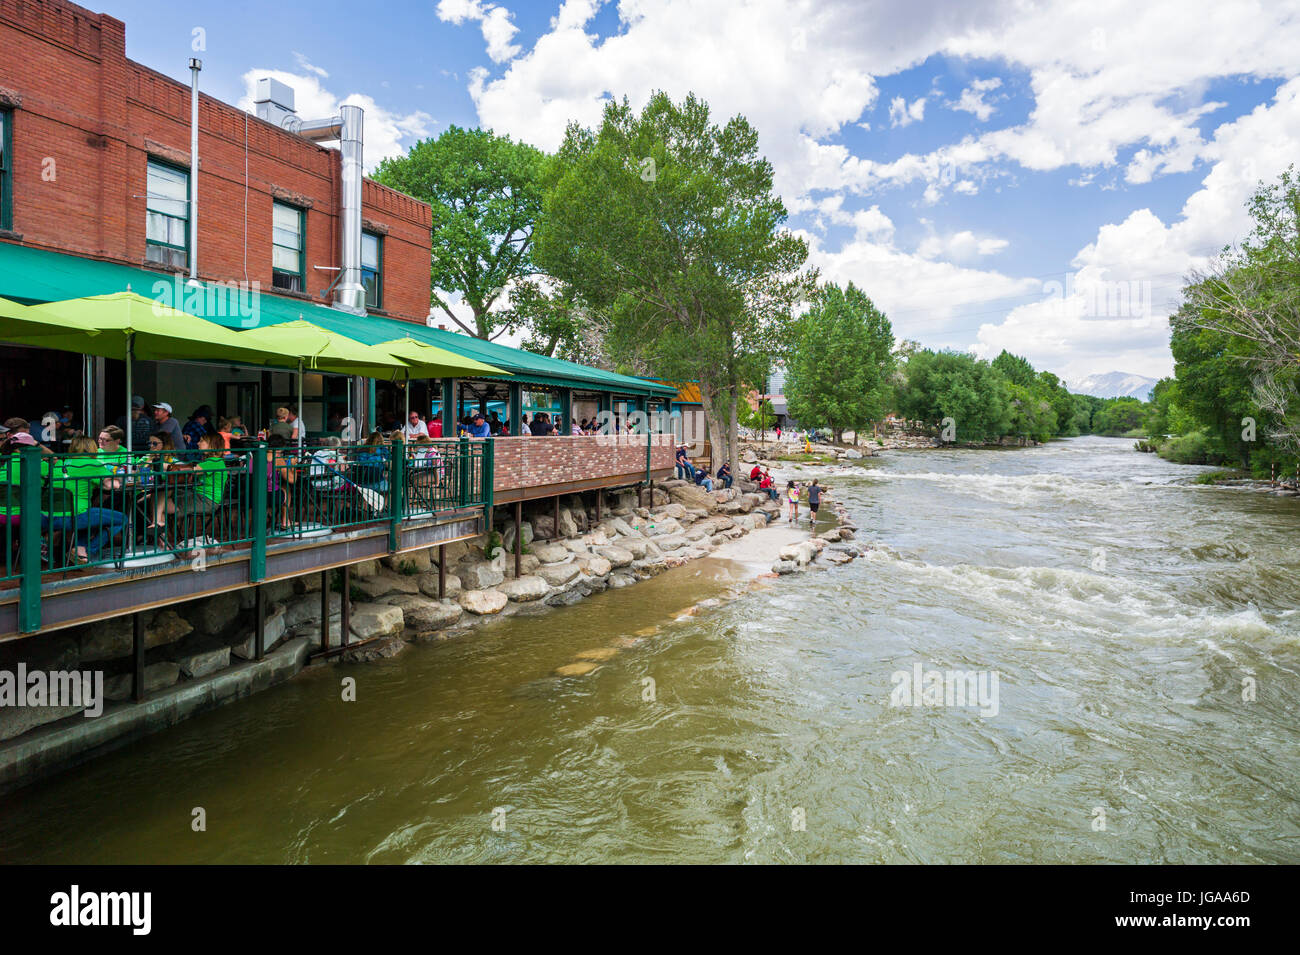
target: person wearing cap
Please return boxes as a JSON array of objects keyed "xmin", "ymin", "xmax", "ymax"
[
  {"xmin": 152, "ymin": 401, "xmax": 185, "ymax": 451},
  {"xmin": 0, "ymin": 431, "xmax": 54, "ymax": 543},
  {"xmin": 1, "ymin": 417, "xmax": 30, "ymax": 440},
  {"xmin": 674, "ymin": 443, "xmax": 691, "ymax": 480},
  {"xmin": 183, "ymin": 404, "xmax": 219, "ymax": 451},
  {"xmin": 115, "ymin": 396, "xmax": 153, "ymax": 451},
  {"xmin": 468, "ymin": 412, "xmax": 491, "ymax": 438}
]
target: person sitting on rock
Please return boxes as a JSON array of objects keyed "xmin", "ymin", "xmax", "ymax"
[
  {"xmin": 675, "ymin": 444, "xmax": 691, "ymax": 480},
  {"xmin": 749, "ymin": 463, "xmax": 762, "ymax": 481},
  {"xmin": 759, "ymin": 469, "xmax": 779, "ymax": 501},
  {"xmin": 716, "ymin": 461, "xmax": 733, "ymax": 489},
  {"xmin": 692, "ymin": 465, "xmax": 715, "ymax": 492}
]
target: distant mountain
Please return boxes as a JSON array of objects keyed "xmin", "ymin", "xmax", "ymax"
[{"xmin": 1068, "ymin": 371, "xmax": 1158, "ymax": 400}]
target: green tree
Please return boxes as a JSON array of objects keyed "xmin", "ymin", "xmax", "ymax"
[
  {"xmin": 738, "ymin": 396, "xmax": 777, "ymax": 439},
  {"xmin": 894, "ymin": 349, "xmax": 1012, "ymax": 443},
  {"xmin": 534, "ymin": 91, "xmax": 815, "ymax": 473},
  {"xmin": 1092, "ymin": 397, "xmax": 1147, "ymax": 435},
  {"xmin": 991, "ymin": 350, "xmax": 1037, "ymax": 388},
  {"xmin": 1168, "ymin": 302, "xmax": 1259, "ymax": 465},
  {"xmin": 785, "ymin": 282, "xmax": 895, "ymax": 443},
  {"xmin": 373, "ymin": 126, "xmax": 546, "ymax": 339},
  {"xmin": 1185, "ymin": 165, "xmax": 1300, "ymax": 454}
]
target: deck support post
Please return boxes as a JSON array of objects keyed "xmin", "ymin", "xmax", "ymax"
[
  {"xmin": 341, "ymin": 564, "xmax": 352, "ymax": 647},
  {"xmin": 595, "ymin": 489, "xmax": 602, "ymax": 523},
  {"xmin": 554, "ymin": 495, "xmax": 560, "ymax": 540},
  {"xmin": 254, "ymin": 584, "xmax": 265, "ymax": 660},
  {"xmin": 320, "ymin": 570, "xmax": 330, "ymax": 652},
  {"xmin": 438, "ymin": 544, "xmax": 446, "ymax": 599},
  {"xmin": 132, "ymin": 611, "xmax": 145, "ymax": 702},
  {"xmin": 514, "ymin": 501, "xmax": 522, "ymax": 579}
]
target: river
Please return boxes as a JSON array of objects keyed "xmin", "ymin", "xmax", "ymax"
[{"xmin": 2, "ymin": 435, "xmax": 1297, "ymax": 863}]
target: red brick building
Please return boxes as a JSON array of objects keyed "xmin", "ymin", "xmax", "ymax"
[
  {"xmin": 0, "ymin": 0, "xmax": 431, "ymax": 316},
  {"xmin": 0, "ymin": 0, "xmax": 433, "ymax": 426}
]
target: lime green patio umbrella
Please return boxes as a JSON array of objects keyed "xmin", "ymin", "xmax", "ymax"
[
  {"xmin": 17, "ymin": 292, "xmax": 304, "ymax": 452},
  {"xmin": 232, "ymin": 320, "xmax": 471, "ymax": 447},
  {"xmin": 372, "ymin": 336, "xmax": 509, "ymax": 426}
]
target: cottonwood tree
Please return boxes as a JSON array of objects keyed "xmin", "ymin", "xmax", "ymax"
[
  {"xmin": 1186, "ymin": 165, "xmax": 1300, "ymax": 453},
  {"xmin": 785, "ymin": 282, "xmax": 895, "ymax": 443},
  {"xmin": 534, "ymin": 92, "xmax": 815, "ymax": 473},
  {"xmin": 374, "ymin": 126, "xmax": 546, "ymax": 340},
  {"xmin": 894, "ymin": 349, "xmax": 1012, "ymax": 443}
]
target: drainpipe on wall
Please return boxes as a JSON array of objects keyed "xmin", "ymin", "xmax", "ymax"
[{"xmin": 187, "ymin": 58, "xmax": 201, "ymax": 283}]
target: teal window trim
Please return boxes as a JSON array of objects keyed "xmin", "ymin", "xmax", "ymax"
[
  {"xmin": 361, "ymin": 231, "xmax": 382, "ymax": 309},
  {"xmin": 272, "ymin": 201, "xmax": 306, "ymax": 292},
  {"xmin": 145, "ymin": 157, "xmax": 190, "ymax": 266},
  {"xmin": 0, "ymin": 108, "xmax": 12, "ymax": 232}
]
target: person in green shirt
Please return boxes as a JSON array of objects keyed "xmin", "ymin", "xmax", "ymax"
[
  {"xmin": 96, "ymin": 425, "xmax": 134, "ymax": 472},
  {"xmin": 46, "ymin": 434, "xmax": 127, "ymax": 563},
  {"xmin": 151, "ymin": 433, "xmax": 226, "ymax": 535}
]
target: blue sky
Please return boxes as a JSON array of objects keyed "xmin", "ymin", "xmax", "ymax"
[{"xmin": 98, "ymin": 0, "xmax": 1300, "ymax": 384}]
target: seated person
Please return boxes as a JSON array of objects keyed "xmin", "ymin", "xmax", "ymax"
[
  {"xmin": 49, "ymin": 434, "xmax": 127, "ymax": 563},
  {"xmin": 675, "ymin": 444, "xmax": 691, "ymax": 480},
  {"xmin": 692, "ymin": 465, "xmax": 715, "ymax": 492},
  {"xmin": 749, "ymin": 464, "xmax": 762, "ymax": 481},
  {"xmin": 150, "ymin": 433, "xmax": 227, "ymax": 536},
  {"xmin": 716, "ymin": 461, "xmax": 733, "ymax": 489}
]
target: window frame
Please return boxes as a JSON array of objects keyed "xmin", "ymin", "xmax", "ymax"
[
  {"xmin": 271, "ymin": 201, "xmax": 306, "ymax": 293},
  {"xmin": 0, "ymin": 108, "xmax": 11, "ymax": 231},
  {"xmin": 144, "ymin": 157, "xmax": 190, "ymax": 269},
  {"xmin": 361, "ymin": 230, "xmax": 383, "ymax": 310}
]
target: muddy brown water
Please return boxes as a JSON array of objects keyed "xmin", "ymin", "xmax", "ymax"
[{"xmin": 1, "ymin": 436, "xmax": 1297, "ymax": 863}]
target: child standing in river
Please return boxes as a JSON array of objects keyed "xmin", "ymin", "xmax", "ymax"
[{"xmin": 786, "ymin": 480, "xmax": 800, "ymax": 522}]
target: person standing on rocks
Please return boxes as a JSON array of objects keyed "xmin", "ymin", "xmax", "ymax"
[{"xmin": 807, "ymin": 479, "xmax": 823, "ymax": 526}]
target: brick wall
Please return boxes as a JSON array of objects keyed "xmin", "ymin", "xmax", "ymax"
[
  {"xmin": 0, "ymin": 0, "xmax": 433, "ymax": 324},
  {"xmin": 492, "ymin": 435, "xmax": 675, "ymax": 495}
]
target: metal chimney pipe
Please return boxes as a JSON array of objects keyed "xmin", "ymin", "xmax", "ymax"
[
  {"xmin": 188, "ymin": 58, "xmax": 202, "ymax": 282},
  {"xmin": 288, "ymin": 105, "xmax": 365, "ymax": 313},
  {"xmin": 335, "ymin": 104, "xmax": 366, "ymax": 314}
]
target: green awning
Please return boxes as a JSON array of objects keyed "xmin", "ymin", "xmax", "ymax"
[{"xmin": 0, "ymin": 242, "xmax": 675, "ymax": 397}]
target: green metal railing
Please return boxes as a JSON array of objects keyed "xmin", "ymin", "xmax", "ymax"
[{"xmin": 3, "ymin": 438, "xmax": 492, "ymax": 633}]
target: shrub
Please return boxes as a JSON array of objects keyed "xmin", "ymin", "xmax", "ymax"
[{"xmin": 1156, "ymin": 429, "xmax": 1227, "ymax": 465}]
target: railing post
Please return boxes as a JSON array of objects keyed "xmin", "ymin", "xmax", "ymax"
[
  {"xmin": 250, "ymin": 443, "xmax": 268, "ymax": 583},
  {"xmin": 482, "ymin": 435, "xmax": 494, "ymax": 525},
  {"xmin": 18, "ymin": 446, "xmax": 41, "ymax": 634},
  {"xmin": 458, "ymin": 435, "xmax": 470, "ymax": 508},
  {"xmin": 388, "ymin": 441, "xmax": 404, "ymax": 552}
]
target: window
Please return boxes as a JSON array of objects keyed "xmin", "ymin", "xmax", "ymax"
[
  {"xmin": 272, "ymin": 202, "xmax": 305, "ymax": 292},
  {"xmin": 0, "ymin": 109, "xmax": 11, "ymax": 231},
  {"xmin": 145, "ymin": 160, "xmax": 189, "ymax": 268},
  {"xmin": 361, "ymin": 231, "xmax": 382, "ymax": 309}
]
